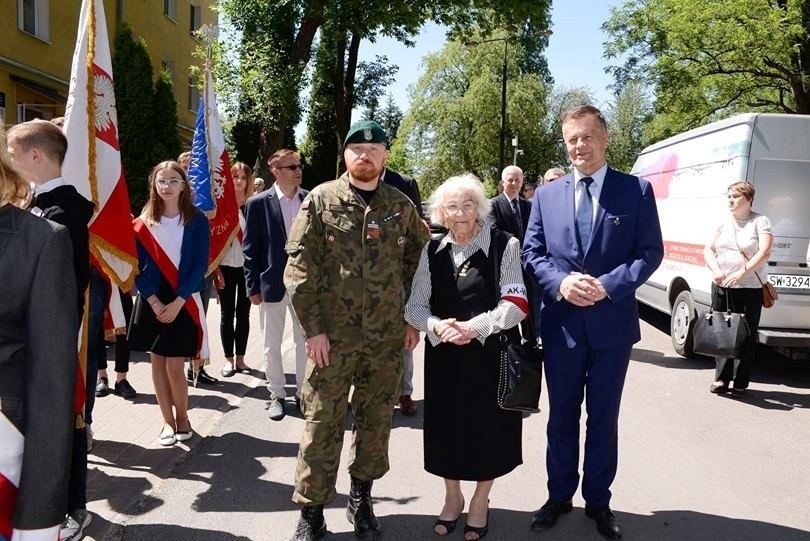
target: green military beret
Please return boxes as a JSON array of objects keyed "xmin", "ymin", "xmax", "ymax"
[{"xmin": 344, "ymin": 120, "xmax": 389, "ymax": 147}]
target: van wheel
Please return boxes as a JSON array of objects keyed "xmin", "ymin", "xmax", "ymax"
[{"xmin": 671, "ymin": 290, "xmax": 696, "ymax": 357}]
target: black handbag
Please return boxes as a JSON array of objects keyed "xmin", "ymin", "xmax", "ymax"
[
  {"xmin": 490, "ymin": 229, "xmax": 543, "ymax": 412},
  {"xmin": 693, "ymin": 288, "xmax": 751, "ymax": 358},
  {"xmin": 497, "ymin": 335, "xmax": 544, "ymax": 412}
]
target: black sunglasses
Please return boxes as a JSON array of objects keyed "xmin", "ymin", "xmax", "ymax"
[{"xmin": 276, "ymin": 164, "xmax": 302, "ymax": 171}]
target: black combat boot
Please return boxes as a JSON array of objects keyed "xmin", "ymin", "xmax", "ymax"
[
  {"xmin": 346, "ymin": 476, "xmax": 382, "ymax": 539},
  {"xmin": 289, "ymin": 505, "xmax": 326, "ymax": 541}
]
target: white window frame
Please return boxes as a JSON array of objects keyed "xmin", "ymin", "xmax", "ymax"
[{"xmin": 18, "ymin": 0, "xmax": 50, "ymax": 42}]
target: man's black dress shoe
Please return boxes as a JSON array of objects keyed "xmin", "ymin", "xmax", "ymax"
[
  {"xmin": 585, "ymin": 505, "xmax": 622, "ymax": 540},
  {"xmin": 530, "ymin": 499, "xmax": 573, "ymax": 531}
]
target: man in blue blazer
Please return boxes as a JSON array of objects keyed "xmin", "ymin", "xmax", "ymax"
[
  {"xmin": 522, "ymin": 106, "xmax": 663, "ymax": 540},
  {"xmin": 243, "ymin": 149, "xmax": 309, "ymax": 422}
]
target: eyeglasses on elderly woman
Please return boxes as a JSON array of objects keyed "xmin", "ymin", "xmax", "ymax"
[{"xmin": 442, "ymin": 201, "xmax": 477, "ymax": 214}]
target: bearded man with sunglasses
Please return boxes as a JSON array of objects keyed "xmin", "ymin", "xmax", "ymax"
[{"xmin": 243, "ymin": 149, "xmax": 309, "ymax": 421}]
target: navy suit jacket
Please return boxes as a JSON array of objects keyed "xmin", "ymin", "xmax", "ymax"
[
  {"xmin": 522, "ymin": 167, "xmax": 663, "ymax": 350},
  {"xmin": 243, "ymin": 187, "xmax": 308, "ymax": 303},
  {"xmin": 489, "ymin": 193, "xmax": 531, "ymax": 242}
]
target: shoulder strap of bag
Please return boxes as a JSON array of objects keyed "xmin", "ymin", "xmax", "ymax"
[{"xmin": 729, "ymin": 214, "xmax": 766, "ymax": 287}]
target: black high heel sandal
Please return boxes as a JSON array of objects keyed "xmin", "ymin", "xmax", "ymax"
[
  {"xmin": 464, "ymin": 508, "xmax": 489, "ymax": 540},
  {"xmin": 434, "ymin": 498, "xmax": 464, "ymax": 536}
]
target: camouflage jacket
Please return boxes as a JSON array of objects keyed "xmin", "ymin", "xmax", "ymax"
[{"xmin": 284, "ymin": 173, "xmax": 430, "ymax": 342}]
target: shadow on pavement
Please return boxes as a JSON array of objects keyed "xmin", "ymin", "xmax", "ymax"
[
  {"xmin": 120, "ymin": 523, "xmax": 253, "ymax": 541},
  {"xmin": 175, "ymin": 431, "xmax": 299, "ymax": 513},
  {"xmin": 631, "ymin": 347, "xmax": 713, "ymax": 371},
  {"xmin": 711, "ymin": 388, "xmax": 810, "ymax": 411},
  {"xmin": 322, "ymin": 506, "xmax": 810, "ymax": 541},
  {"xmin": 86, "ymin": 464, "xmax": 163, "ymax": 515}
]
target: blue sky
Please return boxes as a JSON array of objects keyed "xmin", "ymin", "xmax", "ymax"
[{"xmin": 356, "ymin": 1, "xmax": 625, "ymax": 114}]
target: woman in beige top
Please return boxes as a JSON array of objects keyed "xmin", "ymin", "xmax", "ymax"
[{"xmin": 703, "ymin": 181, "xmax": 773, "ymax": 397}]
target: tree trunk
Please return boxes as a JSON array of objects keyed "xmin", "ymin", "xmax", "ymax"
[
  {"xmin": 255, "ymin": 0, "xmax": 325, "ymax": 180},
  {"xmin": 332, "ymin": 30, "xmax": 348, "ymax": 178},
  {"xmin": 332, "ymin": 31, "xmax": 362, "ymax": 177}
]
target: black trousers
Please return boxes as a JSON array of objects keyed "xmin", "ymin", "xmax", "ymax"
[
  {"xmin": 218, "ymin": 265, "xmax": 250, "ymax": 357},
  {"xmin": 711, "ymin": 284, "xmax": 763, "ymax": 389},
  {"xmin": 99, "ymin": 290, "xmax": 133, "ymax": 373},
  {"xmin": 67, "ymin": 426, "xmax": 87, "ymax": 514}
]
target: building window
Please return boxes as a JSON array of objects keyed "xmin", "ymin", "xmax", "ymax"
[
  {"xmin": 188, "ymin": 77, "xmax": 200, "ymax": 112},
  {"xmin": 163, "ymin": 0, "xmax": 177, "ymax": 21},
  {"xmin": 190, "ymin": 4, "xmax": 202, "ymax": 35},
  {"xmin": 18, "ymin": 0, "xmax": 49, "ymax": 41}
]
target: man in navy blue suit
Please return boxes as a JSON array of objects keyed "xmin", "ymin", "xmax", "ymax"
[
  {"xmin": 243, "ymin": 149, "xmax": 309, "ymax": 421},
  {"xmin": 522, "ymin": 105, "xmax": 663, "ymax": 540}
]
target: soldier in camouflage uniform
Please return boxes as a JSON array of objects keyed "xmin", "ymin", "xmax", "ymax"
[{"xmin": 284, "ymin": 120, "xmax": 430, "ymax": 541}]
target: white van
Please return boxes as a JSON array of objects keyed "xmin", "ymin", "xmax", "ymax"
[{"xmin": 631, "ymin": 113, "xmax": 810, "ymax": 360}]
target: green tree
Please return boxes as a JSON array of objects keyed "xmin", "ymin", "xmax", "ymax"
[
  {"xmin": 605, "ymin": 79, "xmax": 651, "ymax": 172},
  {"xmin": 112, "ymin": 23, "xmax": 155, "ymax": 213},
  {"xmin": 151, "ymin": 70, "xmax": 183, "ymax": 166},
  {"xmin": 220, "ymin": 0, "xmax": 323, "ymax": 178},
  {"xmin": 378, "ymin": 93, "xmax": 403, "ymax": 142},
  {"xmin": 540, "ymin": 86, "xmax": 594, "ymax": 171},
  {"xmin": 604, "ymin": 0, "xmax": 810, "ymax": 140},
  {"xmin": 230, "ymin": 99, "xmax": 262, "ymax": 169},
  {"xmin": 390, "ymin": 35, "xmax": 550, "ymax": 197},
  {"xmin": 299, "ymin": 30, "xmax": 340, "ymax": 188},
  {"xmin": 220, "ymin": 0, "xmax": 551, "ymax": 178}
]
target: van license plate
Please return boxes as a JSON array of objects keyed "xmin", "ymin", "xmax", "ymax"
[{"xmin": 768, "ymin": 274, "xmax": 810, "ymax": 289}]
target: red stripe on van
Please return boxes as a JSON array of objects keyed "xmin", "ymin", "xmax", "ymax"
[{"xmin": 663, "ymin": 241, "xmax": 706, "ymax": 266}]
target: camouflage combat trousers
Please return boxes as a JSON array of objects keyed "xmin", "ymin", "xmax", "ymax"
[{"xmin": 292, "ymin": 337, "xmax": 404, "ymax": 506}]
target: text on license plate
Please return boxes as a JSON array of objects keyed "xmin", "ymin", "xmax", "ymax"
[{"xmin": 768, "ymin": 274, "xmax": 810, "ymax": 289}]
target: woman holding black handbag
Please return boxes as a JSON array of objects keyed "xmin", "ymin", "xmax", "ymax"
[
  {"xmin": 405, "ymin": 174, "xmax": 527, "ymax": 540},
  {"xmin": 703, "ymin": 181, "xmax": 773, "ymax": 397}
]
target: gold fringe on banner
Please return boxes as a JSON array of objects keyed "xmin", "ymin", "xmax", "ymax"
[
  {"xmin": 90, "ymin": 232, "xmax": 138, "ymax": 292},
  {"xmin": 86, "ymin": 0, "xmax": 99, "ymax": 207}
]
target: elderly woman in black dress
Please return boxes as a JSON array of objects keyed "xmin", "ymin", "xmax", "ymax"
[{"xmin": 405, "ymin": 173, "xmax": 528, "ymax": 540}]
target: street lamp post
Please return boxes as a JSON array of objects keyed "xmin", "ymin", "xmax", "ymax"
[
  {"xmin": 466, "ymin": 30, "xmax": 552, "ymax": 175},
  {"xmin": 499, "ymin": 39, "xmax": 508, "ymax": 175}
]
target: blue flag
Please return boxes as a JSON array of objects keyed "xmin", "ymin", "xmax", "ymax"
[{"xmin": 187, "ymin": 98, "xmax": 215, "ymax": 211}]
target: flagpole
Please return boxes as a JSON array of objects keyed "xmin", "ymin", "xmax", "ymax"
[
  {"xmin": 86, "ymin": 0, "xmax": 99, "ymax": 208},
  {"xmin": 201, "ymin": 24, "xmax": 219, "ymax": 219}
]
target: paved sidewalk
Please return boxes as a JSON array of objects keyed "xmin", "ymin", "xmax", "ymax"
[{"xmin": 82, "ymin": 300, "xmax": 277, "ymax": 541}]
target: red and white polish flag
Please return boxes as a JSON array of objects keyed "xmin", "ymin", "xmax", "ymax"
[{"xmin": 62, "ymin": 0, "xmax": 138, "ymax": 297}]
